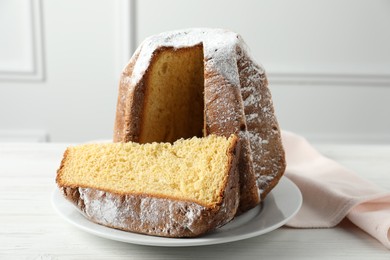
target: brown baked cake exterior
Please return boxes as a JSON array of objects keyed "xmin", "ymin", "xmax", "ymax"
[
  {"xmin": 57, "ymin": 135, "xmax": 240, "ymax": 238},
  {"xmin": 113, "ymin": 28, "xmax": 286, "ymax": 212}
]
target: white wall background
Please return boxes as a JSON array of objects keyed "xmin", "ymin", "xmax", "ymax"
[
  {"xmin": 1, "ymin": 0, "xmax": 389, "ymax": 143},
  {"xmin": 0, "ymin": 0, "xmax": 120, "ymax": 142}
]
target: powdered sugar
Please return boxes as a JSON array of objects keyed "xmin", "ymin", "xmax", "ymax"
[
  {"xmin": 236, "ymin": 44, "xmax": 286, "ymax": 198},
  {"xmin": 77, "ymin": 187, "xmax": 227, "ymax": 237},
  {"xmin": 246, "ymin": 113, "xmax": 259, "ymax": 122},
  {"xmin": 125, "ymin": 28, "xmax": 246, "ymax": 88},
  {"xmin": 243, "ymin": 94, "xmax": 259, "ymax": 107}
]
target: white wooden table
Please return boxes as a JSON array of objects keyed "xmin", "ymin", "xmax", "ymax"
[{"xmin": 1, "ymin": 142, "xmax": 389, "ymax": 259}]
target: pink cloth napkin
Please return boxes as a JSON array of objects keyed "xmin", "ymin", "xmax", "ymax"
[{"xmin": 281, "ymin": 130, "xmax": 390, "ymax": 249}]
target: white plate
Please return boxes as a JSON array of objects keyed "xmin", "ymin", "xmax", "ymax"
[{"xmin": 52, "ymin": 177, "xmax": 302, "ymax": 247}]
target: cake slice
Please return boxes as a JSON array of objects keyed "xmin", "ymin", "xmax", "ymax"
[{"xmin": 56, "ymin": 135, "xmax": 240, "ymax": 237}]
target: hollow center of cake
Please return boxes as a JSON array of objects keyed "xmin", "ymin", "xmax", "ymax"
[{"xmin": 139, "ymin": 45, "xmax": 204, "ymax": 143}]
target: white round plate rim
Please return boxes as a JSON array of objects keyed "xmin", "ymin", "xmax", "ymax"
[{"xmin": 52, "ymin": 176, "xmax": 302, "ymax": 247}]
